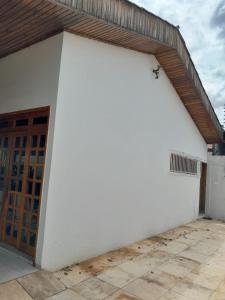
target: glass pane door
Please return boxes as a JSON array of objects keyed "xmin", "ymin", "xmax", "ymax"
[
  {"xmin": 0, "ymin": 108, "xmax": 49, "ymax": 259},
  {"xmin": 3, "ymin": 134, "xmax": 28, "ymax": 247},
  {"xmin": 1, "ymin": 132, "xmax": 47, "ymax": 256},
  {"xmin": 0, "ymin": 136, "xmax": 10, "ymax": 223},
  {"xmin": 20, "ymin": 133, "xmax": 46, "ymax": 256}
]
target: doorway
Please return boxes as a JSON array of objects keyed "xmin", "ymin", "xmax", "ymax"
[
  {"xmin": 199, "ymin": 162, "xmax": 207, "ymax": 215},
  {"xmin": 0, "ymin": 107, "xmax": 49, "ymax": 259}
]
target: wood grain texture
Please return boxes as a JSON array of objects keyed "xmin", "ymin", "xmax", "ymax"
[{"xmin": 0, "ymin": 0, "xmax": 222, "ymax": 143}]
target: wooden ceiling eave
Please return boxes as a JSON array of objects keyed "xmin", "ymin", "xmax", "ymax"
[
  {"xmin": 156, "ymin": 50, "xmax": 222, "ymax": 144},
  {"xmin": 0, "ymin": 0, "xmax": 223, "ymax": 143}
]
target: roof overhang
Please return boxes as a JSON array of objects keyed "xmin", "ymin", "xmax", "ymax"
[{"xmin": 0, "ymin": 0, "xmax": 223, "ymax": 143}]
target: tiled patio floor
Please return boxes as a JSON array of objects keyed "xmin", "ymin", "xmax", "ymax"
[
  {"xmin": 1, "ymin": 219, "xmax": 225, "ymax": 299},
  {"xmin": 0, "ymin": 244, "xmax": 37, "ymax": 284}
]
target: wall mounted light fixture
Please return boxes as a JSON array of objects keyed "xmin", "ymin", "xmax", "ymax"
[{"xmin": 153, "ymin": 65, "xmax": 161, "ymax": 79}]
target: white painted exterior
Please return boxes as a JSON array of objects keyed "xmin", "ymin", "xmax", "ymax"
[
  {"xmin": 40, "ymin": 32, "xmax": 207, "ymax": 270},
  {"xmin": 0, "ymin": 33, "xmax": 63, "ymax": 266},
  {"xmin": 206, "ymin": 153, "xmax": 225, "ymax": 221},
  {"xmin": 0, "ymin": 31, "xmax": 208, "ymax": 271}
]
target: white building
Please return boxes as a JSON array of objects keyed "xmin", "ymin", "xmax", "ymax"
[{"xmin": 0, "ymin": 0, "xmax": 223, "ymax": 271}]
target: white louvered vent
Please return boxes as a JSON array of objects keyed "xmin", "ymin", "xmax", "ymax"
[{"xmin": 170, "ymin": 153, "xmax": 198, "ymax": 175}]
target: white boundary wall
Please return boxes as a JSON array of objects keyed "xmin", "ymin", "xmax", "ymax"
[{"xmin": 206, "ymin": 153, "xmax": 225, "ymax": 221}]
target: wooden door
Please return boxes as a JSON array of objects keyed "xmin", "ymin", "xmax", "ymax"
[
  {"xmin": 199, "ymin": 162, "xmax": 207, "ymax": 215},
  {"xmin": 3, "ymin": 133, "xmax": 28, "ymax": 248},
  {"xmin": 20, "ymin": 130, "xmax": 47, "ymax": 256},
  {"xmin": 0, "ymin": 108, "xmax": 49, "ymax": 258},
  {"xmin": 0, "ymin": 136, "xmax": 11, "ymax": 225}
]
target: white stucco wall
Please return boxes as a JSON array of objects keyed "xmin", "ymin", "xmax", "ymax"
[
  {"xmin": 40, "ymin": 32, "xmax": 207, "ymax": 271},
  {"xmin": 0, "ymin": 34, "xmax": 63, "ymax": 266},
  {"xmin": 206, "ymin": 153, "xmax": 225, "ymax": 220}
]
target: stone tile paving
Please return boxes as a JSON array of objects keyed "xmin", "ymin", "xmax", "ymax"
[{"xmin": 1, "ymin": 219, "xmax": 225, "ymax": 299}]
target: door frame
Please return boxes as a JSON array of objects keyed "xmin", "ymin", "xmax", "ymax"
[{"xmin": 0, "ymin": 106, "xmax": 50, "ymax": 260}]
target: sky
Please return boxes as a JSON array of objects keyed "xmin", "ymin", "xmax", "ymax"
[{"xmin": 131, "ymin": 0, "xmax": 225, "ymax": 125}]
